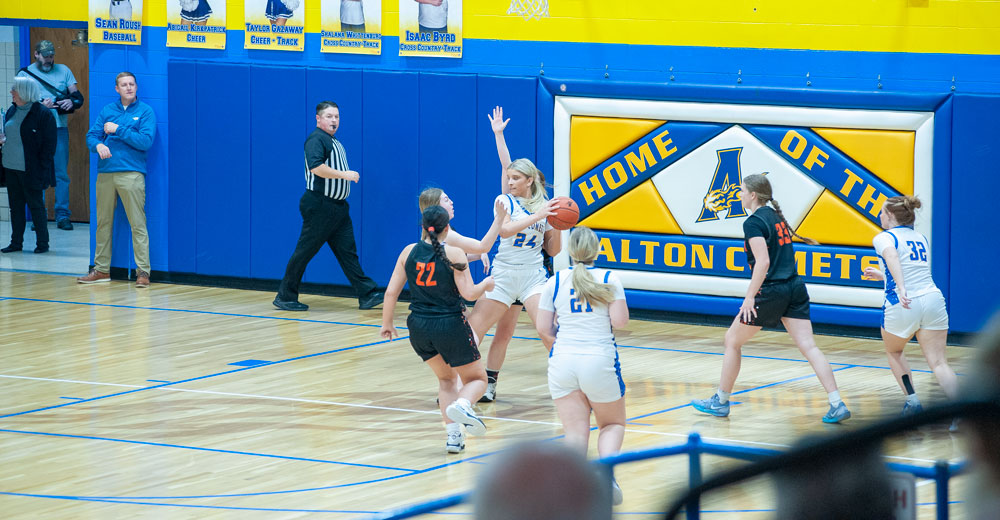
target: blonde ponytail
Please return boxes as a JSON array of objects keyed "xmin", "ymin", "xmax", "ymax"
[{"xmin": 568, "ymin": 227, "xmax": 615, "ymax": 306}]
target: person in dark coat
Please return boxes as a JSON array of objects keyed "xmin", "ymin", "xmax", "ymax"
[{"xmin": 1, "ymin": 76, "xmax": 57, "ymax": 254}]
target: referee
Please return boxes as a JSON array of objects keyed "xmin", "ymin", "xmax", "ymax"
[{"xmin": 273, "ymin": 101, "xmax": 383, "ymax": 311}]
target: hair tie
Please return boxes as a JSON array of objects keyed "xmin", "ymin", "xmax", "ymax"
[{"xmin": 427, "ymin": 226, "xmax": 435, "ymax": 232}]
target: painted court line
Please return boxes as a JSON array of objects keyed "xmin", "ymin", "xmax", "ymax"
[
  {"xmin": 0, "ymin": 428, "xmax": 415, "ymax": 472},
  {"xmin": 0, "ymin": 336, "xmax": 405, "ymax": 420},
  {"xmin": 0, "ymin": 295, "xmax": 388, "ymax": 329}
]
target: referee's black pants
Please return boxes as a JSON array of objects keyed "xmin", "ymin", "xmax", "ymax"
[{"xmin": 277, "ymin": 190, "xmax": 377, "ymax": 303}]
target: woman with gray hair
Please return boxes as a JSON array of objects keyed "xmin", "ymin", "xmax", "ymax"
[{"xmin": 1, "ymin": 76, "xmax": 57, "ymax": 253}]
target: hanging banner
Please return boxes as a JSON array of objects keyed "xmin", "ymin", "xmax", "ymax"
[
  {"xmin": 167, "ymin": 0, "xmax": 227, "ymax": 49},
  {"xmin": 89, "ymin": 0, "xmax": 144, "ymax": 45},
  {"xmin": 321, "ymin": 0, "xmax": 382, "ymax": 55},
  {"xmin": 244, "ymin": 0, "xmax": 305, "ymax": 51},
  {"xmin": 398, "ymin": 0, "xmax": 462, "ymax": 58}
]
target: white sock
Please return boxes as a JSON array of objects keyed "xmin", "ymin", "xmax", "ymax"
[
  {"xmin": 456, "ymin": 397, "xmax": 472, "ymax": 409},
  {"xmin": 446, "ymin": 422, "xmax": 462, "ymax": 434},
  {"xmin": 828, "ymin": 391, "xmax": 843, "ymax": 406},
  {"xmin": 715, "ymin": 389, "xmax": 731, "ymax": 404},
  {"xmin": 906, "ymin": 393, "xmax": 921, "ymax": 405}
]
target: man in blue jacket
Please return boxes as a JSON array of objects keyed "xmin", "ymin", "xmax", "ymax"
[{"xmin": 77, "ymin": 71, "xmax": 156, "ymax": 287}]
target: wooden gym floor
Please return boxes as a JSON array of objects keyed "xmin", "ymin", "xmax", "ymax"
[{"xmin": 0, "ymin": 270, "xmax": 974, "ymax": 519}]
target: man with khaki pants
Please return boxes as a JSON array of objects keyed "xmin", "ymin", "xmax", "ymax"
[{"xmin": 78, "ymin": 72, "xmax": 156, "ymax": 287}]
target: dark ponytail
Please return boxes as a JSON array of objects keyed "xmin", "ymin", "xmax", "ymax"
[
  {"xmin": 743, "ymin": 173, "xmax": 819, "ymax": 245},
  {"xmin": 422, "ymin": 205, "xmax": 467, "ymax": 272}
]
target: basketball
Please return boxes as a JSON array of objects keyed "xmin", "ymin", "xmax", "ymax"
[{"xmin": 547, "ymin": 196, "xmax": 580, "ymax": 230}]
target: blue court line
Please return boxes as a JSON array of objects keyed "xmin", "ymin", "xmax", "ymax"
[
  {"xmin": 3, "ymin": 295, "xmax": 926, "ymax": 375},
  {"xmin": 618, "ymin": 345, "xmax": 935, "ymax": 374},
  {"xmin": 626, "ymin": 366, "xmax": 855, "ymax": 422},
  {"xmin": 0, "ymin": 362, "xmax": 873, "ymax": 503},
  {"xmin": 0, "ymin": 428, "xmax": 416, "ymax": 472},
  {"xmin": 58, "ymin": 397, "xmax": 84, "ymax": 400},
  {"xmin": 0, "ymin": 336, "xmax": 406, "ymax": 420},
  {"xmin": 0, "ymin": 492, "xmax": 375, "ymax": 514},
  {"xmin": 61, "ymin": 445, "xmax": 500, "ymax": 500},
  {"xmin": 146, "ymin": 380, "xmax": 170, "ymax": 383},
  {"xmin": 63, "ymin": 363, "xmax": 846, "ymax": 501},
  {"xmin": 0, "ymin": 295, "xmax": 388, "ymax": 329}
]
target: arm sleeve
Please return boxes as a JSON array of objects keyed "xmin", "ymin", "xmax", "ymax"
[
  {"xmin": 872, "ymin": 232, "xmax": 896, "ymax": 255},
  {"xmin": 64, "ymin": 66, "xmax": 78, "ymax": 87},
  {"xmin": 743, "ymin": 215, "xmax": 768, "ymax": 240},
  {"xmin": 116, "ymin": 106, "xmax": 157, "ymax": 151},
  {"xmin": 39, "ymin": 109, "xmax": 57, "ymax": 186},
  {"xmin": 85, "ymin": 108, "xmax": 107, "ymax": 151},
  {"xmin": 495, "ymin": 194, "xmax": 513, "ymax": 217},
  {"xmin": 538, "ymin": 278, "xmax": 556, "ymax": 312},
  {"xmin": 608, "ymin": 273, "xmax": 626, "ymax": 300},
  {"xmin": 304, "ymin": 134, "xmax": 329, "ymax": 170}
]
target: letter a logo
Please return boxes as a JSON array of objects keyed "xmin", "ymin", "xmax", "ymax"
[{"xmin": 697, "ymin": 147, "xmax": 747, "ymax": 222}]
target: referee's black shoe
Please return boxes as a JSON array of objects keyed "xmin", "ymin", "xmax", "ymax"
[
  {"xmin": 359, "ymin": 291, "xmax": 384, "ymax": 310},
  {"xmin": 273, "ymin": 297, "xmax": 308, "ymax": 311}
]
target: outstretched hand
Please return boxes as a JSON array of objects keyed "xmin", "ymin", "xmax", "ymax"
[{"xmin": 488, "ymin": 106, "xmax": 509, "ymax": 134}]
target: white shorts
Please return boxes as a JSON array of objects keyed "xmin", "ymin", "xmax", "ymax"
[
  {"xmin": 882, "ymin": 290, "xmax": 949, "ymax": 339},
  {"xmin": 548, "ymin": 353, "xmax": 624, "ymax": 403},
  {"xmin": 484, "ymin": 266, "xmax": 547, "ymax": 307}
]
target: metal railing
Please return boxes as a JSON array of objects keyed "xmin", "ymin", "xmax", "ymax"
[{"xmin": 371, "ymin": 430, "xmax": 967, "ymax": 520}]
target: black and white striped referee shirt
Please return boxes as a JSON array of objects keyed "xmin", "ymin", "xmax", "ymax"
[{"xmin": 303, "ymin": 127, "xmax": 351, "ymax": 200}]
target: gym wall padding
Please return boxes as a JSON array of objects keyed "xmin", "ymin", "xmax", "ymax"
[{"xmin": 949, "ymin": 94, "xmax": 1000, "ymax": 333}]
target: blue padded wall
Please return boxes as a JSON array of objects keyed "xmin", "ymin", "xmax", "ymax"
[
  {"xmin": 417, "ymin": 73, "xmax": 477, "ymax": 254},
  {"xmin": 167, "ymin": 61, "xmax": 198, "ymax": 273},
  {"xmin": 474, "ymin": 76, "xmax": 537, "ymax": 241},
  {"xmin": 248, "ymin": 65, "xmax": 307, "ymax": 283},
  {"xmin": 950, "ymin": 94, "xmax": 1000, "ymax": 332},
  {"xmin": 193, "ymin": 63, "xmax": 252, "ymax": 277},
  {"xmin": 360, "ymin": 70, "xmax": 420, "ymax": 286}
]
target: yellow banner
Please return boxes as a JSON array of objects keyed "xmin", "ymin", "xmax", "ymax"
[
  {"xmin": 89, "ymin": 0, "xmax": 144, "ymax": 45},
  {"xmin": 320, "ymin": 0, "xmax": 382, "ymax": 55},
  {"xmin": 167, "ymin": 0, "xmax": 227, "ymax": 49},
  {"xmin": 397, "ymin": 0, "xmax": 461, "ymax": 58},
  {"xmin": 244, "ymin": 0, "xmax": 305, "ymax": 51}
]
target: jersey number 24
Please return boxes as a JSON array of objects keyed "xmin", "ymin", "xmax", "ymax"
[{"xmin": 513, "ymin": 233, "xmax": 538, "ymax": 248}]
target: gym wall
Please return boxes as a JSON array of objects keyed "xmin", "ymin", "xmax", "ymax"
[{"xmin": 1, "ymin": 0, "xmax": 997, "ymax": 333}]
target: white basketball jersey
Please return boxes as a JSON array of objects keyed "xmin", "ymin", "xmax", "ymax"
[
  {"xmin": 872, "ymin": 226, "xmax": 939, "ymax": 304},
  {"xmin": 417, "ymin": 0, "xmax": 448, "ymax": 28},
  {"xmin": 538, "ymin": 267, "xmax": 626, "ymax": 357},
  {"xmin": 493, "ymin": 194, "xmax": 551, "ymax": 270}
]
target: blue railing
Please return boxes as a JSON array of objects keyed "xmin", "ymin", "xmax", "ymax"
[{"xmin": 369, "ymin": 432, "xmax": 967, "ymax": 520}]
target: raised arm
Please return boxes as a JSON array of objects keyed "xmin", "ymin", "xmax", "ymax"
[
  {"xmin": 488, "ymin": 106, "xmax": 512, "ymax": 192},
  {"xmin": 444, "ymin": 199, "xmax": 506, "ymax": 255},
  {"xmin": 379, "ymin": 245, "xmax": 414, "ymax": 340}
]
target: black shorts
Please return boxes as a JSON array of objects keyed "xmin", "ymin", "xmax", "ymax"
[
  {"xmin": 742, "ymin": 276, "xmax": 811, "ymax": 328},
  {"xmin": 407, "ymin": 313, "xmax": 481, "ymax": 367}
]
